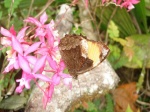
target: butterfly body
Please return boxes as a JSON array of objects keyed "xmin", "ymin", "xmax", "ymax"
[{"xmin": 59, "ymin": 34, "xmax": 109, "ymax": 78}]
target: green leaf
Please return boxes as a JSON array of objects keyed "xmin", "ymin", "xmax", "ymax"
[
  {"xmin": 0, "ymin": 11, "xmax": 2, "ymax": 19},
  {"xmin": 74, "ymin": 110, "xmax": 83, "ymax": 112},
  {"xmin": 86, "ymin": 102, "xmax": 98, "ymax": 112},
  {"xmin": 124, "ymin": 34, "xmax": 150, "ymax": 68},
  {"xmin": 108, "ymin": 44, "xmax": 127, "ymax": 69},
  {"xmin": 63, "ymin": 68, "xmax": 69, "ymax": 74},
  {"xmin": 72, "ymin": 27, "xmax": 82, "ymax": 35},
  {"xmin": 93, "ymin": 99, "xmax": 100, "ymax": 110},
  {"xmin": 134, "ymin": 0, "xmax": 147, "ymax": 33},
  {"xmin": 126, "ymin": 105, "xmax": 133, "ymax": 112},
  {"xmin": 112, "ymin": 37, "xmax": 127, "ymax": 46},
  {"xmin": 19, "ymin": 0, "xmax": 47, "ymax": 8},
  {"xmin": 4, "ymin": 0, "xmax": 23, "ymax": 13},
  {"xmin": 107, "ymin": 21, "xmax": 119, "ymax": 38},
  {"xmin": 0, "ymin": 95, "xmax": 27, "ymax": 110},
  {"xmin": 106, "ymin": 94, "xmax": 114, "ymax": 112},
  {"xmin": 10, "ymin": 15, "xmax": 23, "ymax": 31},
  {"xmin": 145, "ymin": 0, "xmax": 150, "ymax": 16},
  {"xmin": 97, "ymin": 4, "xmax": 137, "ymax": 37}
]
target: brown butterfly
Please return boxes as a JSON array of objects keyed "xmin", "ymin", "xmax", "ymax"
[{"xmin": 58, "ymin": 34, "xmax": 110, "ymax": 78}]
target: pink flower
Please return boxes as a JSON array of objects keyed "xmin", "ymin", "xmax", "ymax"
[
  {"xmin": 48, "ymin": 58, "xmax": 72, "ymax": 88},
  {"xmin": 15, "ymin": 54, "xmax": 51, "ymax": 93},
  {"xmin": 24, "ymin": 12, "xmax": 48, "ymax": 38},
  {"xmin": 1, "ymin": 37, "xmax": 11, "ymax": 46},
  {"xmin": 18, "ymin": 54, "xmax": 50, "ymax": 80},
  {"xmin": 0, "ymin": 26, "xmax": 29, "ymax": 73},
  {"xmin": 102, "ymin": 0, "xmax": 140, "ymax": 11},
  {"xmin": 3, "ymin": 51, "xmax": 19, "ymax": 73},
  {"xmin": 15, "ymin": 71, "xmax": 34, "ymax": 93},
  {"xmin": 121, "ymin": 0, "xmax": 140, "ymax": 11},
  {"xmin": 42, "ymin": 59, "xmax": 72, "ymax": 108},
  {"xmin": 35, "ymin": 22, "xmax": 60, "ymax": 62},
  {"xmin": 1, "ymin": 11, "xmax": 73, "ymax": 109},
  {"xmin": 0, "ymin": 26, "xmax": 28, "ymax": 55}
]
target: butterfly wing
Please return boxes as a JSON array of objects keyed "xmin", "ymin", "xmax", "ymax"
[
  {"xmin": 59, "ymin": 34, "xmax": 110, "ymax": 77},
  {"xmin": 87, "ymin": 40, "xmax": 110, "ymax": 66},
  {"xmin": 59, "ymin": 35, "xmax": 93, "ymax": 77}
]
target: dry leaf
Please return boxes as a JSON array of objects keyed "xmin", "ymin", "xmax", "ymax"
[
  {"xmin": 124, "ymin": 46, "xmax": 134, "ymax": 61},
  {"xmin": 112, "ymin": 82, "xmax": 139, "ymax": 112},
  {"xmin": 125, "ymin": 37, "xmax": 134, "ymax": 47},
  {"xmin": 123, "ymin": 37, "xmax": 134, "ymax": 61},
  {"xmin": 82, "ymin": 101, "xmax": 89, "ymax": 109}
]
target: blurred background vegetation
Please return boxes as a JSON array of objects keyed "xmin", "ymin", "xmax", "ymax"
[{"xmin": 0, "ymin": 0, "xmax": 150, "ymax": 112}]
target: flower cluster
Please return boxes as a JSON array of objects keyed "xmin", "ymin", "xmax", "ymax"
[
  {"xmin": 0, "ymin": 12, "xmax": 72, "ymax": 108},
  {"xmin": 102, "ymin": 0, "xmax": 140, "ymax": 11}
]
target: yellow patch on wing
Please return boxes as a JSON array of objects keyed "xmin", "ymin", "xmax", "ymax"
[{"xmin": 87, "ymin": 41, "xmax": 101, "ymax": 66}]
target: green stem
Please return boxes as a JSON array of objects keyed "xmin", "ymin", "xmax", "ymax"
[
  {"xmin": 136, "ymin": 60, "xmax": 146, "ymax": 93},
  {"xmin": 7, "ymin": 0, "xmax": 14, "ymax": 28}
]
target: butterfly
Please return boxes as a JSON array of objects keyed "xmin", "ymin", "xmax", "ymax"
[{"xmin": 58, "ymin": 34, "xmax": 110, "ymax": 78}]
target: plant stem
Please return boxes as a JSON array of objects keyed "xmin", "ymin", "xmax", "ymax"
[{"xmin": 137, "ymin": 61, "xmax": 146, "ymax": 93}]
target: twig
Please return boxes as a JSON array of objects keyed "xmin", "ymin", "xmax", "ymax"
[
  {"xmin": 35, "ymin": 0, "xmax": 54, "ymax": 19},
  {"xmin": 130, "ymin": 12, "xmax": 142, "ymax": 34},
  {"xmin": 146, "ymin": 69, "xmax": 150, "ymax": 89},
  {"xmin": 85, "ymin": 0, "xmax": 100, "ymax": 41},
  {"xmin": 136, "ymin": 100, "xmax": 150, "ymax": 106},
  {"xmin": 24, "ymin": 0, "xmax": 34, "ymax": 27},
  {"xmin": 105, "ymin": 6, "xmax": 117, "ymax": 44},
  {"xmin": 137, "ymin": 60, "xmax": 146, "ymax": 93},
  {"xmin": 7, "ymin": 0, "xmax": 14, "ymax": 28}
]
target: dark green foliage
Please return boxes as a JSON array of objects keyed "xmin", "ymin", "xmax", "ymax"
[
  {"xmin": 133, "ymin": 0, "xmax": 147, "ymax": 33},
  {"xmin": 105, "ymin": 94, "xmax": 114, "ymax": 112},
  {"xmin": 0, "ymin": 95, "xmax": 27, "ymax": 110}
]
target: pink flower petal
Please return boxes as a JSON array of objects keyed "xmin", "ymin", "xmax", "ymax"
[
  {"xmin": 52, "ymin": 74, "xmax": 60, "ymax": 85},
  {"xmin": 59, "ymin": 60, "xmax": 66, "ymax": 71},
  {"xmin": 132, "ymin": 0, "xmax": 140, "ymax": 4},
  {"xmin": 11, "ymin": 36, "xmax": 23, "ymax": 54},
  {"xmin": 17, "ymin": 27, "xmax": 28, "ymax": 41},
  {"xmin": 24, "ymin": 17, "xmax": 42, "ymax": 27},
  {"xmin": 35, "ymin": 27, "xmax": 46, "ymax": 37},
  {"xmin": 26, "ymin": 56, "xmax": 37, "ymax": 65},
  {"xmin": 85, "ymin": 0, "xmax": 88, "ymax": 8},
  {"xmin": 9, "ymin": 25, "xmax": 16, "ymax": 36},
  {"xmin": 15, "ymin": 85, "xmax": 24, "ymax": 93},
  {"xmin": 47, "ymin": 84, "xmax": 54, "ymax": 99},
  {"xmin": 14, "ymin": 60, "xmax": 19, "ymax": 69},
  {"xmin": 46, "ymin": 56, "xmax": 57, "ymax": 70},
  {"xmin": 24, "ymin": 42, "xmax": 41, "ymax": 56},
  {"xmin": 32, "ymin": 55, "xmax": 47, "ymax": 73},
  {"xmin": 59, "ymin": 73, "xmax": 72, "ymax": 78},
  {"xmin": 18, "ymin": 54, "xmax": 31, "ymax": 73},
  {"xmin": 25, "ymin": 81, "xmax": 30, "ymax": 89},
  {"xmin": 46, "ymin": 25, "xmax": 54, "ymax": 46},
  {"xmin": 33, "ymin": 74, "xmax": 51, "ymax": 82},
  {"xmin": 113, "ymin": 0, "xmax": 116, "ymax": 3},
  {"xmin": 35, "ymin": 47, "xmax": 48, "ymax": 55},
  {"xmin": 43, "ymin": 84, "xmax": 54, "ymax": 109},
  {"xmin": 1, "ymin": 37, "xmax": 11, "ymax": 46},
  {"xmin": 3, "ymin": 62, "xmax": 14, "ymax": 73},
  {"xmin": 63, "ymin": 77, "xmax": 72, "ymax": 89},
  {"xmin": 128, "ymin": 3, "xmax": 134, "ymax": 10},
  {"xmin": 40, "ymin": 12, "xmax": 48, "ymax": 25},
  {"xmin": 0, "ymin": 27, "xmax": 13, "ymax": 37}
]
